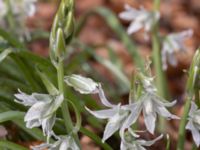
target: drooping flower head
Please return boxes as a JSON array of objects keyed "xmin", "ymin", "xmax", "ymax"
[
  {"xmin": 65, "ymin": 75, "xmax": 136, "ymax": 142},
  {"xmin": 15, "ymin": 90, "xmax": 63, "ymax": 140},
  {"xmin": 161, "ymin": 29, "xmax": 193, "ymax": 70},
  {"xmin": 186, "ymin": 102, "xmax": 200, "ymax": 147},
  {"xmin": 64, "ymin": 74, "xmax": 99, "ymax": 94},
  {"xmin": 119, "ymin": 4, "xmax": 160, "ymax": 35},
  {"xmin": 122, "ymin": 73, "xmax": 179, "ymax": 134}
]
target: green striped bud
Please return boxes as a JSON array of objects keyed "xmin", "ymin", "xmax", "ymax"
[{"xmin": 50, "ymin": 0, "xmax": 75, "ymax": 67}]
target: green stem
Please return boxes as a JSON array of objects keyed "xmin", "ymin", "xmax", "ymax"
[
  {"xmin": 152, "ymin": 0, "xmax": 168, "ymax": 132},
  {"xmin": 152, "ymin": 0, "xmax": 168, "ymax": 99},
  {"xmin": 177, "ymin": 97, "xmax": 191, "ymax": 150},
  {"xmin": 57, "ymin": 60, "xmax": 81, "ymax": 148}
]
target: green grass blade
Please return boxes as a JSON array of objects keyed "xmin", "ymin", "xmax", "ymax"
[
  {"xmin": 0, "ymin": 140, "xmax": 28, "ymax": 150},
  {"xmin": 0, "ymin": 111, "xmax": 25, "ymax": 123}
]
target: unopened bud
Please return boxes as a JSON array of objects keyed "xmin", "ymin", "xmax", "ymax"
[
  {"xmin": 64, "ymin": 74, "xmax": 98, "ymax": 94},
  {"xmin": 50, "ymin": 0, "xmax": 75, "ymax": 67}
]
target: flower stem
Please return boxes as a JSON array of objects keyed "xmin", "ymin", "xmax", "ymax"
[
  {"xmin": 152, "ymin": 0, "xmax": 168, "ymax": 99},
  {"xmin": 177, "ymin": 97, "xmax": 191, "ymax": 150},
  {"xmin": 57, "ymin": 60, "xmax": 81, "ymax": 148},
  {"xmin": 152, "ymin": 0, "xmax": 169, "ymax": 132}
]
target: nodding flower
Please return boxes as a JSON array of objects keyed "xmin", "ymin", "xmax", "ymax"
[
  {"xmin": 15, "ymin": 90, "xmax": 64, "ymax": 141},
  {"xmin": 119, "ymin": 4, "xmax": 160, "ymax": 36},
  {"xmin": 161, "ymin": 29, "xmax": 193, "ymax": 70}
]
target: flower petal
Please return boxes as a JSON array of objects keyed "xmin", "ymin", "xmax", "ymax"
[
  {"xmin": 85, "ymin": 107, "xmax": 118, "ymax": 119},
  {"xmin": 119, "ymin": 5, "xmax": 139, "ymax": 20},
  {"xmin": 155, "ymin": 97, "xmax": 177, "ymax": 107},
  {"xmin": 186, "ymin": 121, "xmax": 200, "ymax": 147},
  {"xmin": 189, "ymin": 102, "xmax": 198, "ymax": 117},
  {"xmin": 24, "ymin": 102, "xmax": 47, "ymax": 122},
  {"xmin": 120, "ymin": 103, "xmax": 142, "ymax": 139},
  {"xmin": 156, "ymin": 105, "xmax": 179, "ymax": 120},
  {"xmin": 98, "ymin": 84, "xmax": 116, "ymax": 107},
  {"xmin": 137, "ymin": 134, "xmax": 163, "ymax": 146},
  {"xmin": 127, "ymin": 21, "xmax": 142, "ymax": 34},
  {"xmin": 14, "ymin": 89, "xmax": 38, "ymax": 106},
  {"xmin": 102, "ymin": 119, "xmax": 121, "ymax": 142},
  {"xmin": 143, "ymin": 110, "xmax": 156, "ymax": 134}
]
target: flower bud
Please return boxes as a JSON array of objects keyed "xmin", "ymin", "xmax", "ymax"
[
  {"xmin": 50, "ymin": 0, "xmax": 75, "ymax": 67},
  {"xmin": 64, "ymin": 74, "xmax": 98, "ymax": 94}
]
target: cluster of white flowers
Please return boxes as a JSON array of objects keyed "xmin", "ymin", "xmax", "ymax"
[
  {"xmin": 119, "ymin": 4, "xmax": 193, "ymax": 70},
  {"xmin": 14, "ymin": 89, "xmax": 80, "ymax": 150},
  {"xmin": 65, "ymin": 74, "xmax": 179, "ymax": 149},
  {"xmin": 0, "ymin": 0, "xmax": 37, "ymax": 40}
]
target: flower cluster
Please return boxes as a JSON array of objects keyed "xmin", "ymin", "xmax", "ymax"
[
  {"xmin": 14, "ymin": 89, "xmax": 80, "ymax": 149},
  {"xmin": 119, "ymin": 4, "xmax": 193, "ymax": 70},
  {"xmin": 15, "ymin": 90, "xmax": 64, "ymax": 140},
  {"xmin": 0, "ymin": 0, "xmax": 37, "ymax": 40},
  {"xmin": 65, "ymin": 74, "xmax": 179, "ymax": 149}
]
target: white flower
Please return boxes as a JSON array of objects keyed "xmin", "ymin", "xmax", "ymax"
[
  {"xmin": 186, "ymin": 102, "xmax": 200, "ymax": 147},
  {"xmin": 122, "ymin": 75, "xmax": 179, "ymax": 134},
  {"xmin": 32, "ymin": 135, "xmax": 80, "ymax": 150},
  {"xmin": 119, "ymin": 4, "xmax": 160, "ymax": 35},
  {"xmin": 121, "ymin": 129, "xmax": 163, "ymax": 150},
  {"xmin": 161, "ymin": 29, "xmax": 193, "ymax": 70},
  {"xmin": 85, "ymin": 84, "xmax": 140, "ymax": 142},
  {"xmin": 15, "ymin": 90, "xmax": 64, "ymax": 139},
  {"xmin": 64, "ymin": 74, "xmax": 99, "ymax": 94}
]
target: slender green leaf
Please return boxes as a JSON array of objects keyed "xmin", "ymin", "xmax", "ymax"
[
  {"xmin": 0, "ymin": 140, "xmax": 28, "ymax": 150},
  {"xmin": 0, "ymin": 111, "xmax": 25, "ymax": 123}
]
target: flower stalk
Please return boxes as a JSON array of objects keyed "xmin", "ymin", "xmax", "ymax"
[
  {"xmin": 152, "ymin": 0, "xmax": 169, "ymax": 132},
  {"xmin": 177, "ymin": 48, "xmax": 200, "ymax": 150},
  {"xmin": 152, "ymin": 0, "xmax": 168, "ymax": 99},
  {"xmin": 50, "ymin": 0, "xmax": 80, "ymax": 147}
]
